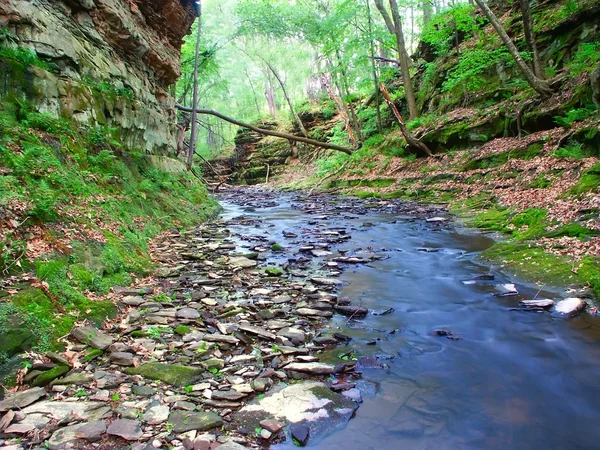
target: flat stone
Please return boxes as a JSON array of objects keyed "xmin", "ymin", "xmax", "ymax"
[
  {"xmin": 31, "ymin": 365, "xmax": 70, "ymax": 387},
  {"xmin": 310, "ymin": 277, "xmax": 342, "ymax": 286},
  {"xmin": 0, "ymin": 410, "xmax": 15, "ymax": 431},
  {"xmin": 216, "ymin": 443, "xmax": 250, "ymax": 450},
  {"xmin": 168, "ymin": 411, "xmax": 223, "ymax": 433},
  {"xmin": 132, "ymin": 385, "xmax": 155, "ymax": 397},
  {"xmin": 229, "ymin": 257, "xmax": 257, "ymax": 269},
  {"xmin": 203, "ymin": 334, "xmax": 240, "ymax": 345},
  {"xmin": 143, "ymin": 405, "xmax": 170, "ymax": 425},
  {"xmin": 342, "ymin": 388, "xmax": 362, "ymax": 403},
  {"xmin": 21, "ymin": 400, "xmax": 110, "ymax": 422},
  {"xmin": 238, "ymin": 324, "xmax": 276, "ymax": 340},
  {"xmin": 123, "ymin": 296, "xmax": 146, "ymax": 306},
  {"xmin": 46, "ymin": 352, "xmax": 71, "ymax": 367},
  {"xmin": 4, "ymin": 423, "xmax": 35, "ymax": 434},
  {"xmin": 250, "ymin": 378, "xmax": 271, "ymax": 392},
  {"xmin": 74, "ymin": 420, "xmax": 107, "ymax": 442},
  {"xmin": 50, "ymin": 372, "xmax": 93, "ymax": 386},
  {"xmin": 284, "ymin": 362, "xmax": 334, "ymax": 375},
  {"xmin": 71, "ymin": 326, "xmax": 114, "ymax": 350},
  {"xmin": 519, "ymin": 299, "xmax": 555, "ymax": 309},
  {"xmin": 125, "ymin": 363, "xmax": 204, "ymax": 387},
  {"xmin": 110, "ymin": 352, "xmax": 134, "ymax": 366},
  {"xmin": 211, "ymin": 390, "xmax": 247, "ymax": 401},
  {"xmin": 296, "ymin": 308, "xmax": 333, "ymax": 318},
  {"xmin": 259, "ymin": 419, "xmax": 284, "ymax": 433},
  {"xmin": 495, "ymin": 284, "xmax": 518, "ymax": 297},
  {"xmin": 176, "ymin": 308, "xmax": 201, "ymax": 319},
  {"xmin": 0, "ymin": 387, "xmax": 46, "ymax": 412},
  {"xmin": 334, "ymin": 305, "xmax": 368, "ymax": 318},
  {"xmin": 107, "ymin": 419, "xmax": 143, "ymax": 441},
  {"xmin": 555, "ymin": 298, "xmax": 586, "ymax": 317},
  {"xmin": 202, "ymin": 358, "xmax": 225, "ymax": 371}
]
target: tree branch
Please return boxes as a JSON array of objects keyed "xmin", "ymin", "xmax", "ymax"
[{"xmin": 175, "ymin": 104, "xmax": 355, "ymax": 154}]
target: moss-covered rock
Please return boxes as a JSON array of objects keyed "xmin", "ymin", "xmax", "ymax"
[
  {"xmin": 124, "ymin": 363, "xmax": 204, "ymax": 387},
  {"xmin": 31, "ymin": 365, "xmax": 70, "ymax": 387}
]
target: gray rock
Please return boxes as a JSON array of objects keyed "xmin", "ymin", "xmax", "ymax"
[
  {"xmin": 45, "ymin": 352, "xmax": 71, "ymax": 367},
  {"xmin": 238, "ymin": 324, "xmax": 276, "ymax": 340},
  {"xmin": 259, "ymin": 418, "xmax": 284, "ymax": 433},
  {"xmin": 132, "ymin": 385, "xmax": 155, "ymax": 397},
  {"xmin": 168, "ymin": 411, "xmax": 223, "ymax": 433},
  {"xmin": 74, "ymin": 420, "xmax": 107, "ymax": 442},
  {"xmin": 211, "ymin": 391, "xmax": 247, "ymax": 402},
  {"xmin": 251, "ymin": 378, "xmax": 271, "ymax": 393},
  {"xmin": 519, "ymin": 299, "xmax": 555, "ymax": 309},
  {"xmin": 555, "ymin": 298, "xmax": 587, "ymax": 317},
  {"xmin": 284, "ymin": 362, "xmax": 334, "ymax": 375},
  {"xmin": 107, "ymin": 419, "xmax": 143, "ymax": 441},
  {"xmin": 291, "ymin": 423, "xmax": 310, "ymax": 446},
  {"xmin": 296, "ymin": 308, "xmax": 333, "ymax": 318},
  {"xmin": 342, "ymin": 388, "xmax": 362, "ymax": 403},
  {"xmin": 334, "ymin": 305, "xmax": 368, "ymax": 318},
  {"xmin": 20, "ymin": 400, "xmax": 110, "ymax": 422},
  {"xmin": 310, "ymin": 277, "xmax": 342, "ymax": 286},
  {"xmin": 216, "ymin": 443, "xmax": 250, "ymax": 450},
  {"xmin": 50, "ymin": 372, "xmax": 93, "ymax": 386},
  {"xmin": 123, "ymin": 296, "xmax": 146, "ymax": 306},
  {"xmin": 176, "ymin": 308, "xmax": 200, "ymax": 319},
  {"xmin": 110, "ymin": 352, "xmax": 134, "ymax": 366},
  {"xmin": 229, "ymin": 257, "xmax": 257, "ymax": 269},
  {"xmin": 71, "ymin": 326, "xmax": 114, "ymax": 350},
  {"xmin": 0, "ymin": 387, "xmax": 46, "ymax": 412},
  {"xmin": 143, "ymin": 405, "xmax": 170, "ymax": 425},
  {"xmin": 203, "ymin": 334, "xmax": 240, "ymax": 345}
]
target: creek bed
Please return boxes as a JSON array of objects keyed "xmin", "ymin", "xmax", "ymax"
[{"xmin": 218, "ymin": 187, "xmax": 600, "ymax": 450}]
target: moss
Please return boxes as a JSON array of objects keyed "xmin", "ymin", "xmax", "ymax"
[
  {"xmin": 264, "ymin": 267, "xmax": 284, "ymax": 276},
  {"xmin": 472, "ymin": 208, "xmax": 512, "ymax": 233},
  {"xmin": 125, "ymin": 363, "xmax": 204, "ymax": 387},
  {"xmin": 31, "ymin": 365, "xmax": 69, "ymax": 387},
  {"xmin": 564, "ymin": 163, "xmax": 600, "ymax": 198},
  {"xmin": 83, "ymin": 349, "xmax": 103, "ymax": 362},
  {"xmin": 511, "ymin": 208, "xmax": 549, "ymax": 240},
  {"xmin": 271, "ymin": 243, "xmax": 284, "ymax": 252},
  {"xmin": 545, "ymin": 223, "xmax": 600, "ymax": 239},
  {"xmin": 579, "ymin": 257, "xmax": 600, "ymax": 298},
  {"xmin": 174, "ymin": 325, "xmax": 191, "ymax": 336},
  {"xmin": 481, "ymin": 242, "xmax": 583, "ymax": 287}
]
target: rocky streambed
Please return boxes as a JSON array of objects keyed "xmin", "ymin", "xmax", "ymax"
[{"xmin": 1, "ymin": 187, "xmax": 599, "ymax": 450}]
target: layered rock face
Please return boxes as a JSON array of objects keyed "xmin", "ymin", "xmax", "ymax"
[{"xmin": 0, "ymin": 0, "xmax": 195, "ymax": 155}]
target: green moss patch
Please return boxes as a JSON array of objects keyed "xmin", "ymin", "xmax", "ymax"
[{"xmin": 125, "ymin": 363, "xmax": 204, "ymax": 387}]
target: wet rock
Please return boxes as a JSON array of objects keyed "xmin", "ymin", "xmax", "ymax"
[
  {"xmin": 71, "ymin": 326, "xmax": 114, "ymax": 350},
  {"xmin": 277, "ymin": 327, "xmax": 305, "ymax": 345},
  {"xmin": 110, "ymin": 352, "xmax": 134, "ymax": 366},
  {"xmin": 74, "ymin": 420, "xmax": 107, "ymax": 442},
  {"xmin": 260, "ymin": 428, "xmax": 273, "ymax": 439},
  {"xmin": 211, "ymin": 391, "xmax": 247, "ymax": 402},
  {"xmin": 290, "ymin": 423, "xmax": 310, "ymax": 446},
  {"xmin": 168, "ymin": 411, "xmax": 224, "ymax": 433},
  {"xmin": 356, "ymin": 356, "xmax": 384, "ymax": 369},
  {"xmin": 334, "ymin": 305, "xmax": 368, "ymax": 318},
  {"xmin": 296, "ymin": 308, "xmax": 333, "ymax": 318},
  {"xmin": 494, "ymin": 284, "xmax": 518, "ymax": 297},
  {"xmin": 313, "ymin": 336, "xmax": 338, "ymax": 345},
  {"xmin": 125, "ymin": 363, "xmax": 204, "ymax": 387},
  {"xmin": 216, "ymin": 443, "xmax": 250, "ymax": 450},
  {"xmin": 342, "ymin": 388, "xmax": 362, "ymax": 403},
  {"xmin": 259, "ymin": 418, "xmax": 284, "ymax": 433},
  {"xmin": 372, "ymin": 307, "xmax": 394, "ymax": 316},
  {"xmin": 143, "ymin": 405, "xmax": 170, "ymax": 425},
  {"xmin": 519, "ymin": 299, "xmax": 555, "ymax": 309},
  {"xmin": 555, "ymin": 298, "xmax": 586, "ymax": 317},
  {"xmin": 425, "ymin": 217, "xmax": 448, "ymax": 222},
  {"xmin": 107, "ymin": 419, "xmax": 143, "ymax": 441},
  {"xmin": 310, "ymin": 277, "xmax": 342, "ymax": 286},
  {"xmin": 284, "ymin": 362, "xmax": 335, "ymax": 375},
  {"xmin": 0, "ymin": 387, "xmax": 46, "ymax": 412}
]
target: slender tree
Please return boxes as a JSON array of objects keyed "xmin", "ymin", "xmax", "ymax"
[
  {"xmin": 187, "ymin": 1, "xmax": 203, "ymax": 171},
  {"xmin": 374, "ymin": 0, "xmax": 419, "ymax": 119},
  {"xmin": 423, "ymin": 0, "xmax": 434, "ymax": 25},
  {"xmin": 473, "ymin": 0, "xmax": 552, "ymax": 97},
  {"xmin": 592, "ymin": 63, "xmax": 600, "ymax": 108},
  {"xmin": 518, "ymin": 0, "xmax": 544, "ymax": 79},
  {"xmin": 366, "ymin": 0, "xmax": 383, "ymax": 134}
]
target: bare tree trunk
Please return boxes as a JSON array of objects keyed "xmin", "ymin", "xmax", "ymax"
[
  {"xmin": 592, "ymin": 64, "xmax": 600, "ymax": 108},
  {"xmin": 389, "ymin": 0, "xmax": 419, "ymax": 119},
  {"xmin": 379, "ymin": 83, "xmax": 433, "ymax": 157},
  {"xmin": 374, "ymin": 0, "xmax": 396, "ymax": 35},
  {"xmin": 176, "ymin": 104, "xmax": 355, "ymax": 154},
  {"xmin": 244, "ymin": 69, "xmax": 262, "ymax": 117},
  {"xmin": 518, "ymin": 0, "xmax": 544, "ymax": 79},
  {"xmin": 187, "ymin": 1, "xmax": 202, "ymax": 171},
  {"xmin": 423, "ymin": 0, "xmax": 433, "ymax": 25},
  {"xmin": 474, "ymin": 0, "xmax": 552, "ymax": 97},
  {"xmin": 367, "ymin": 0, "xmax": 383, "ymax": 134},
  {"xmin": 263, "ymin": 60, "xmax": 309, "ymax": 138},
  {"xmin": 263, "ymin": 68, "xmax": 278, "ymax": 118}
]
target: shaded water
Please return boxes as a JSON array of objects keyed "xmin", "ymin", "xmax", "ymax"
[{"xmin": 219, "ymin": 191, "xmax": 600, "ymax": 450}]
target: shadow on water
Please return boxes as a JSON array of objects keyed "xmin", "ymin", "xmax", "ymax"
[{"xmin": 219, "ymin": 192, "xmax": 600, "ymax": 450}]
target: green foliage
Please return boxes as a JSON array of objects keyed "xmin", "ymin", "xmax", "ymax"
[
  {"xmin": 564, "ymin": 163, "xmax": 600, "ymax": 197},
  {"xmin": 443, "ymin": 47, "xmax": 510, "ymax": 93},
  {"xmin": 422, "ymin": 4, "xmax": 482, "ymax": 56},
  {"xmin": 554, "ymin": 108, "xmax": 595, "ymax": 127},
  {"xmin": 81, "ymin": 76, "xmax": 134, "ymax": 100},
  {"xmin": 0, "ymin": 232, "xmax": 26, "ymax": 274},
  {"xmin": 552, "ymin": 143, "xmax": 588, "ymax": 159},
  {"xmin": 511, "ymin": 208, "xmax": 548, "ymax": 240},
  {"xmin": 568, "ymin": 42, "xmax": 600, "ymax": 76}
]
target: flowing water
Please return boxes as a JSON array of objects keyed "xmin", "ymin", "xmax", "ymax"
[{"xmin": 218, "ymin": 190, "xmax": 600, "ymax": 450}]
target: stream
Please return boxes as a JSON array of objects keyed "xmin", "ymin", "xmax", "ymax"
[{"xmin": 218, "ymin": 188, "xmax": 600, "ymax": 450}]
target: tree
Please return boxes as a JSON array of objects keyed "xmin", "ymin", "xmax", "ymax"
[
  {"xmin": 423, "ymin": 0, "xmax": 434, "ymax": 25},
  {"xmin": 187, "ymin": 0, "xmax": 203, "ymax": 171},
  {"xmin": 473, "ymin": 0, "xmax": 552, "ymax": 97},
  {"xmin": 374, "ymin": 0, "xmax": 419, "ymax": 119},
  {"xmin": 518, "ymin": 0, "xmax": 544, "ymax": 79},
  {"xmin": 592, "ymin": 63, "xmax": 600, "ymax": 108}
]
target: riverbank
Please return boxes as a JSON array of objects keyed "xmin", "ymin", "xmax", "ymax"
[{"xmin": 1, "ymin": 187, "xmax": 598, "ymax": 449}]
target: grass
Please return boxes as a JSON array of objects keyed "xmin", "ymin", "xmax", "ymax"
[{"xmin": 564, "ymin": 163, "xmax": 600, "ymax": 197}]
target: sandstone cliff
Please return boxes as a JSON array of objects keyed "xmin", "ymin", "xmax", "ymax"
[{"xmin": 0, "ymin": 0, "xmax": 196, "ymax": 157}]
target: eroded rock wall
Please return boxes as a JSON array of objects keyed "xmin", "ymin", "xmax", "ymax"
[{"xmin": 0, "ymin": 0, "xmax": 195, "ymax": 156}]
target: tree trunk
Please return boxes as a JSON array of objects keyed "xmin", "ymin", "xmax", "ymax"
[
  {"xmin": 264, "ymin": 69, "xmax": 278, "ymax": 118},
  {"xmin": 263, "ymin": 60, "xmax": 309, "ymax": 138},
  {"xmin": 592, "ymin": 63, "xmax": 600, "ymax": 108},
  {"xmin": 389, "ymin": 0, "xmax": 419, "ymax": 119},
  {"xmin": 518, "ymin": 0, "xmax": 544, "ymax": 79},
  {"xmin": 244, "ymin": 69, "xmax": 262, "ymax": 117},
  {"xmin": 366, "ymin": 0, "xmax": 383, "ymax": 134},
  {"xmin": 379, "ymin": 83, "xmax": 433, "ymax": 157},
  {"xmin": 324, "ymin": 60, "xmax": 358, "ymax": 146},
  {"xmin": 374, "ymin": 0, "xmax": 396, "ymax": 35},
  {"xmin": 176, "ymin": 104, "xmax": 355, "ymax": 154},
  {"xmin": 187, "ymin": 1, "xmax": 202, "ymax": 171},
  {"xmin": 423, "ymin": 0, "xmax": 433, "ymax": 25},
  {"xmin": 474, "ymin": 0, "xmax": 552, "ymax": 97}
]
